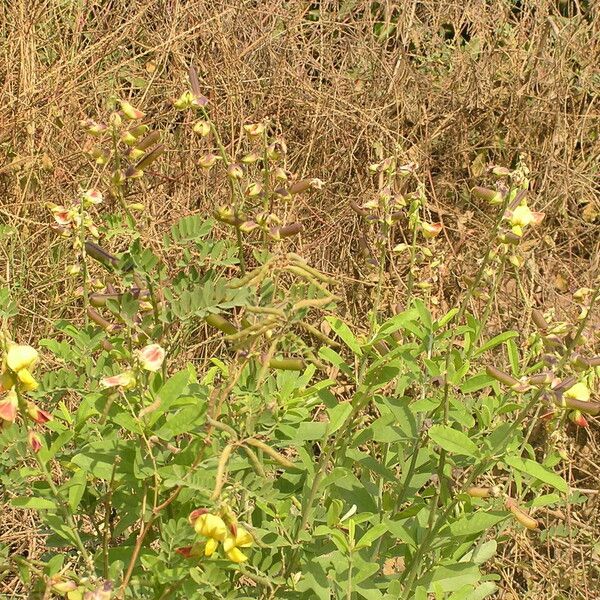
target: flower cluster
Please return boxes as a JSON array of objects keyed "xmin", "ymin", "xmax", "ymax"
[
  {"xmin": 179, "ymin": 508, "xmax": 254, "ymax": 564},
  {"xmin": 0, "ymin": 338, "xmax": 52, "ymax": 452}
]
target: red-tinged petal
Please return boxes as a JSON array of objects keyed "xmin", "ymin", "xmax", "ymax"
[
  {"xmin": 0, "ymin": 392, "xmax": 18, "ymax": 422},
  {"xmin": 27, "ymin": 402, "xmax": 52, "ymax": 424},
  {"xmin": 188, "ymin": 507, "xmax": 208, "ymax": 525},
  {"xmin": 176, "ymin": 546, "xmax": 193, "ymax": 558},
  {"xmin": 137, "ymin": 344, "xmax": 166, "ymax": 372},
  {"xmin": 28, "ymin": 430, "xmax": 42, "ymax": 453},
  {"xmin": 422, "ymin": 222, "xmax": 443, "ymax": 239},
  {"xmin": 100, "ymin": 371, "xmax": 136, "ymax": 389}
]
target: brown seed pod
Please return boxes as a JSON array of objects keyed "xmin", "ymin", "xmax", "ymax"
[{"xmin": 505, "ymin": 498, "xmax": 538, "ymax": 530}]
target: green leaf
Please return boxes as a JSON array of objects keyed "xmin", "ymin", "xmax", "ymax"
[
  {"xmin": 506, "ymin": 338, "xmax": 520, "ymax": 376},
  {"xmin": 504, "ymin": 456, "xmax": 568, "ymax": 493},
  {"xmin": 12, "ymin": 497, "xmax": 57, "ymax": 510},
  {"xmin": 325, "ymin": 317, "xmax": 362, "ymax": 355},
  {"xmin": 435, "ymin": 307, "xmax": 459, "ymax": 330},
  {"xmin": 326, "ymin": 402, "xmax": 353, "ymax": 435},
  {"xmin": 448, "ymin": 511, "xmax": 506, "ymax": 537},
  {"xmin": 355, "ymin": 522, "xmax": 388, "ymax": 549},
  {"xmin": 473, "ymin": 331, "xmax": 519, "ymax": 357},
  {"xmin": 461, "ymin": 372, "xmax": 495, "ymax": 393},
  {"xmin": 67, "ymin": 469, "xmax": 87, "ymax": 511},
  {"xmin": 428, "ymin": 425, "xmax": 479, "ymax": 458},
  {"xmin": 421, "ymin": 562, "xmax": 481, "ymax": 593}
]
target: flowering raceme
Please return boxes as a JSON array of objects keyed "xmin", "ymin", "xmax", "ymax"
[
  {"xmin": 0, "ymin": 340, "xmax": 52, "ymax": 449},
  {"xmin": 189, "ymin": 510, "xmax": 254, "ymax": 563}
]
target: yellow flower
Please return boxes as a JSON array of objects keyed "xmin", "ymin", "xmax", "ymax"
[
  {"xmin": 194, "ymin": 513, "xmax": 228, "ymax": 542},
  {"xmin": 222, "ymin": 527, "xmax": 253, "ymax": 563},
  {"xmin": 6, "ymin": 344, "xmax": 39, "ymax": 372},
  {"xmin": 3, "ymin": 344, "xmax": 39, "ymax": 391},
  {"xmin": 510, "ymin": 204, "xmax": 536, "ymax": 228}
]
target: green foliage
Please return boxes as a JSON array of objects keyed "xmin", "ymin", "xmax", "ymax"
[{"xmin": 1, "ymin": 84, "xmax": 598, "ymax": 600}]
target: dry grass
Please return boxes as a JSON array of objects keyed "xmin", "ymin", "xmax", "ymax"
[{"xmin": 1, "ymin": 0, "xmax": 599, "ymax": 597}]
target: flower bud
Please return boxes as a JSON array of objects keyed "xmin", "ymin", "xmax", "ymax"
[
  {"xmin": 81, "ymin": 119, "xmax": 108, "ymax": 136},
  {"xmin": 28, "ymin": 430, "xmax": 42, "ymax": 453},
  {"xmin": 198, "ymin": 153, "xmax": 221, "ymax": 169},
  {"xmin": 26, "ymin": 402, "xmax": 52, "ymax": 424},
  {"xmin": 569, "ymin": 410, "xmax": 588, "ymax": 428},
  {"xmin": 243, "ymin": 122, "xmax": 265, "ymax": 137},
  {"xmin": 0, "ymin": 390, "xmax": 18, "ymax": 422},
  {"xmin": 120, "ymin": 100, "xmax": 145, "ymax": 120},
  {"xmin": 245, "ymin": 182, "xmax": 262, "ymax": 197},
  {"xmin": 273, "ymin": 167, "xmax": 288, "ymax": 181},
  {"xmin": 109, "ymin": 111, "xmax": 122, "ymax": 128},
  {"xmin": 240, "ymin": 152, "xmax": 261, "ymax": 164},
  {"xmin": 220, "ymin": 164, "xmax": 241, "ymax": 183},
  {"xmin": 421, "ymin": 222, "xmax": 443, "ymax": 239},
  {"xmin": 193, "ymin": 120, "xmax": 211, "ymax": 136},
  {"xmin": 173, "ymin": 90, "xmax": 194, "ymax": 110},
  {"xmin": 121, "ymin": 131, "xmax": 137, "ymax": 146}
]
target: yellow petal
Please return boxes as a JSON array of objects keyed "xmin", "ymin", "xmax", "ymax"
[
  {"xmin": 194, "ymin": 513, "xmax": 228, "ymax": 541},
  {"xmin": 564, "ymin": 382, "xmax": 590, "ymax": 403},
  {"xmin": 226, "ymin": 547, "xmax": 248, "ymax": 563},
  {"xmin": 17, "ymin": 369, "xmax": 39, "ymax": 391},
  {"xmin": 6, "ymin": 344, "xmax": 39, "ymax": 372},
  {"xmin": 204, "ymin": 537, "xmax": 219, "ymax": 557},
  {"xmin": 235, "ymin": 527, "xmax": 253, "ymax": 548}
]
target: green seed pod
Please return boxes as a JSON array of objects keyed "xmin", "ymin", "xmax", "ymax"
[
  {"xmin": 241, "ymin": 446, "xmax": 266, "ymax": 477},
  {"xmin": 210, "ymin": 443, "xmax": 235, "ymax": 500},
  {"xmin": 205, "ymin": 313, "xmax": 238, "ymax": 335},
  {"xmin": 245, "ymin": 438, "xmax": 296, "ymax": 469},
  {"xmin": 268, "ymin": 358, "xmax": 305, "ymax": 371},
  {"xmin": 292, "ymin": 296, "xmax": 335, "ymax": 312},
  {"xmin": 531, "ymin": 308, "xmax": 548, "ymax": 331},
  {"xmin": 228, "ymin": 265, "xmax": 268, "ymax": 289},
  {"xmin": 486, "ymin": 365, "xmax": 523, "ymax": 389},
  {"xmin": 136, "ymin": 131, "xmax": 161, "ymax": 151},
  {"xmin": 297, "ymin": 321, "xmax": 341, "ymax": 349},
  {"xmin": 288, "ymin": 260, "xmax": 336, "ymax": 285},
  {"xmin": 269, "ymin": 222, "xmax": 303, "ymax": 240},
  {"xmin": 87, "ymin": 307, "xmax": 116, "ymax": 331}
]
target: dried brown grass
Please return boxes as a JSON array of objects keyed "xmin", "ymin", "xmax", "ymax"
[{"xmin": 0, "ymin": 0, "xmax": 599, "ymax": 597}]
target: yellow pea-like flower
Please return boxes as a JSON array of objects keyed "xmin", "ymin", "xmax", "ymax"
[{"xmin": 6, "ymin": 344, "xmax": 39, "ymax": 373}]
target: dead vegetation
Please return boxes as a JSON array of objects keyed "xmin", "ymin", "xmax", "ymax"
[{"xmin": 0, "ymin": 0, "xmax": 598, "ymax": 598}]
